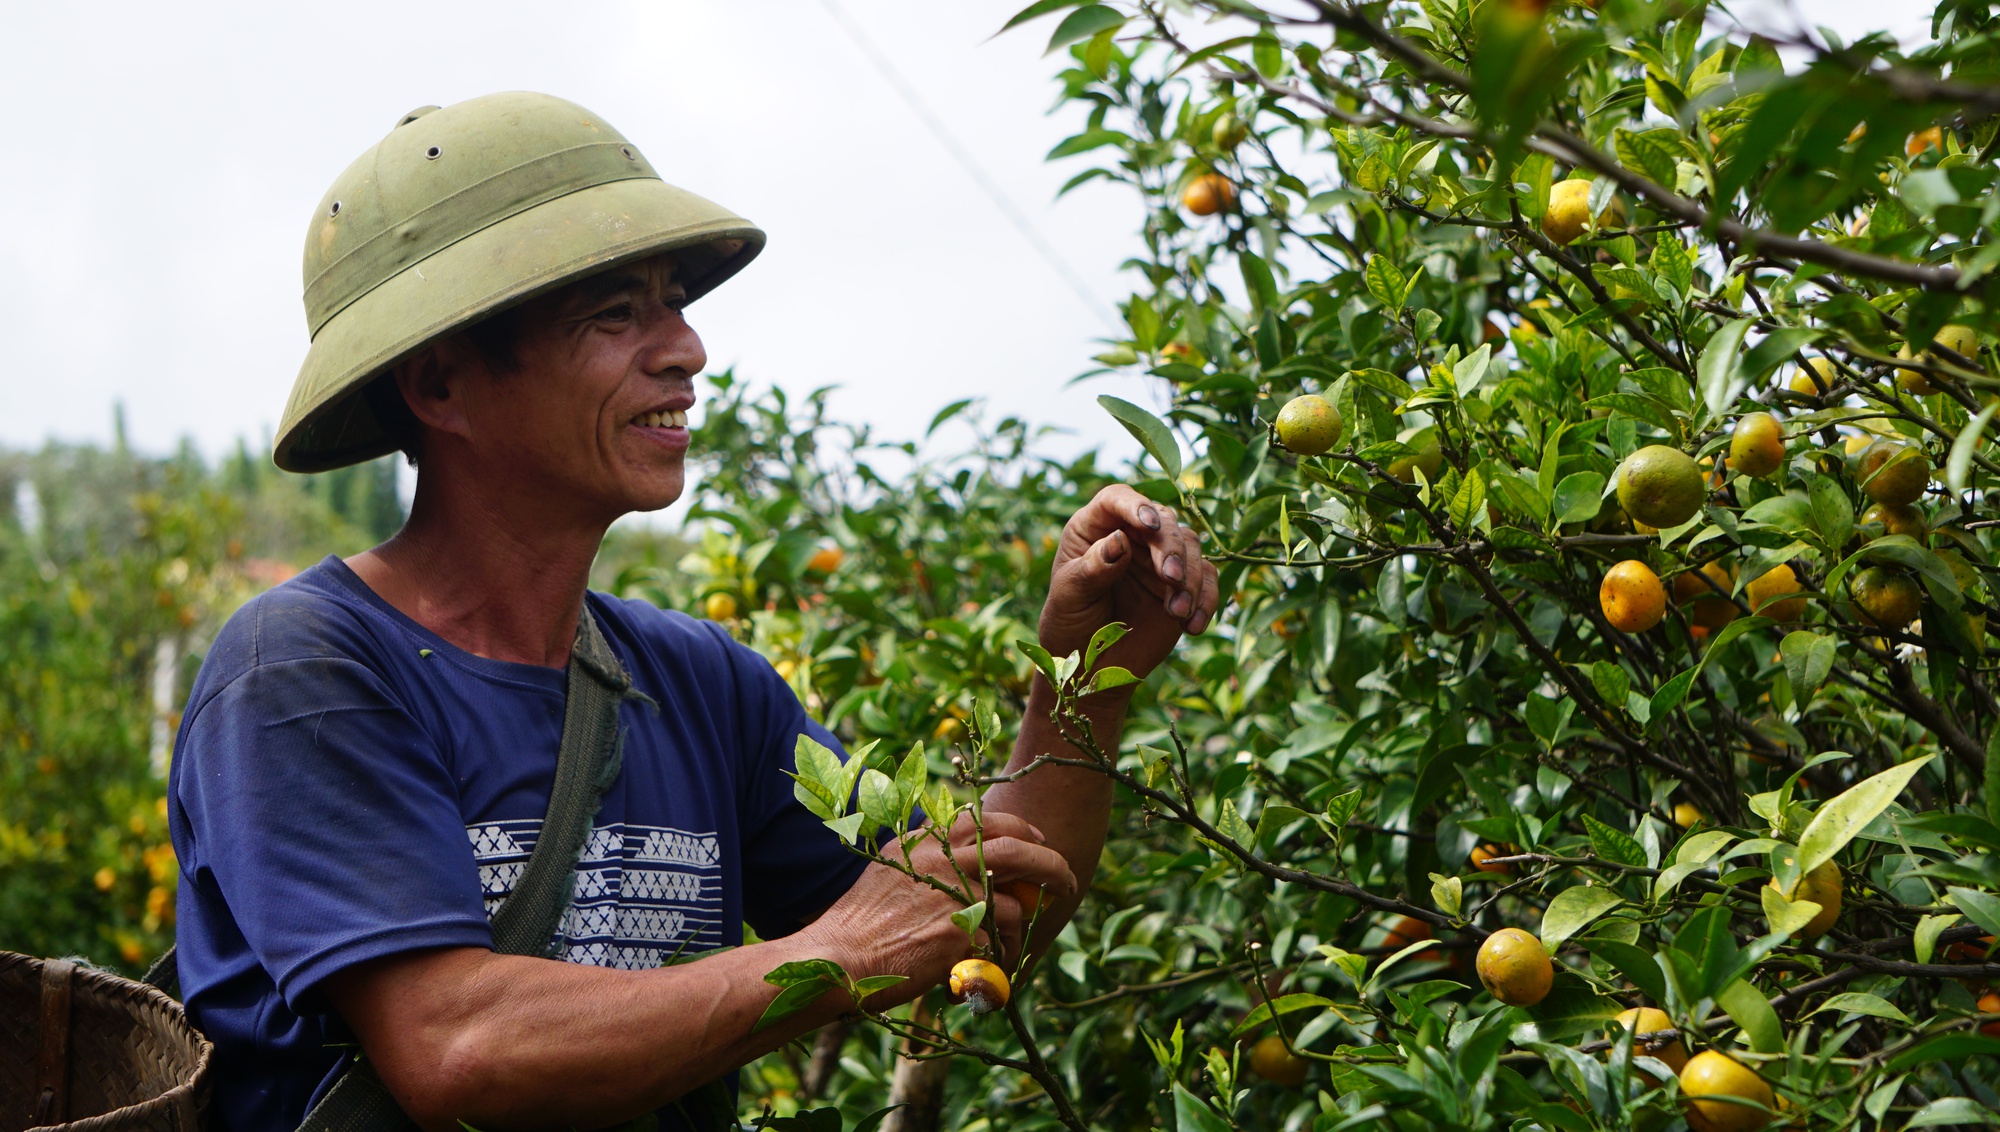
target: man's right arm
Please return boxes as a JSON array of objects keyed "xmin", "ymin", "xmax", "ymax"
[{"xmin": 324, "ymin": 812, "xmax": 1072, "ymax": 1132}]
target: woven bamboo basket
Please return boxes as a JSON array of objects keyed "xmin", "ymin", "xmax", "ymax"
[{"xmin": 0, "ymin": 952, "xmax": 210, "ymax": 1132}]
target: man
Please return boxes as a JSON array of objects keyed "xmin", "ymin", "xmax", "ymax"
[{"xmin": 168, "ymin": 91, "xmax": 1218, "ymax": 1132}]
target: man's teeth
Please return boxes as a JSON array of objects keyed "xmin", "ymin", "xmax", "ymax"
[{"xmin": 635, "ymin": 410, "xmax": 689, "ymax": 428}]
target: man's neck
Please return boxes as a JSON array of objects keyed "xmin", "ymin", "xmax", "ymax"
[{"xmin": 345, "ymin": 472, "xmax": 613, "ymax": 669}]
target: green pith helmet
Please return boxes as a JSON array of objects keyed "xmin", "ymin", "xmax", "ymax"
[{"xmin": 275, "ymin": 91, "xmax": 765, "ymax": 473}]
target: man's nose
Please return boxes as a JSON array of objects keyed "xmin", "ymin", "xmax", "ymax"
[{"xmin": 641, "ymin": 308, "xmax": 706, "ymax": 379}]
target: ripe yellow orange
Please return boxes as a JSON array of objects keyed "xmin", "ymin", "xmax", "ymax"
[
  {"xmin": 1899, "ymin": 325, "xmax": 1981, "ymax": 393},
  {"xmin": 1476, "ymin": 927, "xmax": 1553, "ymax": 1006},
  {"xmin": 1853, "ymin": 442, "xmax": 1929, "ymax": 506},
  {"xmin": 1601, "ymin": 560, "xmax": 1668, "ymax": 633},
  {"xmin": 807, "ymin": 545, "xmax": 845, "ymax": 575},
  {"xmin": 1675, "ymin": 561, "xmax": 1738, "ymax": 630},
  {"xmin": 1275, "ymin": 394, "xmax": 1344, "ymax": 455},
  {"xmin": 1859, "ymin": 502, "xmax": 1927, "ymax": 542},
  {"xmin": 950, "ymin": 958, "xmax": 1011, "ymax": 1013},
  {"xmin": 1907, "ymin": 125, "xmax": 1944, "ymax": 157},
  {"xmin": 1850, "ymin": 567, "xmax": 1922, "ymax": 630},
  {"xmin": 1790, "ymin": 357, "xmax": 1838, "ymax": 396},
  {"xmin": 1247, "ymin": 1034, "xmax": 1309, "ymax": 1087},
  {"xmin": 1616, "ymin": 446, "xmax": 1707, "ymax": 529},
  {"xmin": 1613, "ymin": 1006, "xmax": 1688, "ymax": 1080},
  {"xmin": 1729, "ymin": 413, "xmax": 1785, "ymax": 478},
  {"xmin": 1673, "ymin": 802, "xmax": 1703, "ymax": 828},
  {"xmin": 1744, "ymin": 564, "xmax": 1807, "ymax": 622},
  {"xmin": 1769, "ymin": 859, "xmax": 1842, "ymax": 939},
  {"xmin": 1542, "ymin": 179, "xmax": 1625, "ymax": 244},
  {"xmin": 703, "ymin": 592, "xmax": 739, "ymax": 621},
  {"xmin": 1183, "ymin": 172, "xmax": 1238, "ymax": 216},
  {"xmin": 1679, "ymin": 1051, "xmax": 1773, "ymax": 1132}
]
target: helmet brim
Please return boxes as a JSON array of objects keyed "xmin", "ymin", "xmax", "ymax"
[{"xmin": 275, "ymin": 175, "xmax": 763, "ymax": 473}]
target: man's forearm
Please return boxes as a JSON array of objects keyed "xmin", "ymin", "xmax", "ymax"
[
  {"xmin": 980, "ymin": 675, "xmax": 1130, "ymax": 956},
  {"xmin": 332, "ymin": 927, "xmax": 862, "ymax": 1132}
]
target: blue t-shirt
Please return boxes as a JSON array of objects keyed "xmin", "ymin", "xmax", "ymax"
[{"xmin": 166, "ymin": 556, "xmax": 866, "ymax": 1132}]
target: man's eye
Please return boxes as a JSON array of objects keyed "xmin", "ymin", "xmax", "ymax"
[{"xmin": 596, "ymin": 303, "xmax": 635, "ymax": 322}]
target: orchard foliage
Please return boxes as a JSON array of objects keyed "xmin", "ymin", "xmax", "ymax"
[{"xmin": 718, "ymin": 1, "xmax": 2000, "ymax": 1130}]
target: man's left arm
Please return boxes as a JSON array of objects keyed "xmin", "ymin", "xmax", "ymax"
[{"xmin": 979, "ymin": 485, "xmax": 1220, "ymax": 961}]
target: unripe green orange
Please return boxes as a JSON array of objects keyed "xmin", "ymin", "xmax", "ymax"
[
  {"xmin": 1476, "ymin": 927, "xmax": 1553, "ymax": 1006},
  {"xmin": 1213, "ymin": 113, "xmax": 1249, "ymax": 151},
  {"xmin": 1859, "ymin": 502, "xmax": 1927, "ymax": 542},
  {"xmin": 1850, "ymin": 567, "xmax": 1922, "ymax": 630},
  {"xmin": 1679, "ymin": 1050, "xmax": 1773, "ymax": 1132},
  {"xmin": 1616, "ymin": 446, "xmax": 1706, "ymax": 529},
  {"xmin": 1386, "ymin": 439, "xmax": 1444, "ymax": 484},
  {"xmin": 1274, "ymin": 394, "xmax": 1344, "ymax": 455},
  {"xmin": 1853, "ymin": 443, "xmax": 1929, "ymax": 506},
  {"xmin": 1729, "ymin": 413, "xmax": 1785, "ymax": 478}
]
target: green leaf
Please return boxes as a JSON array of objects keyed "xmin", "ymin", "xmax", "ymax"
[
  {"xmin": 1949, "ymin": 886, "xmax": 2000, "ymax": 938},
  {"xmin": 755, "ymin": 958, "xmax": 849, "ymax": 1032},
  {"xmin": 1906, "ymin": 1098, "xmax": 2000, "ymax": 1128},
  {"xmin": 1715, "ymin": 978, "xmax": 1783, "ymax": 1053},
  {"xmin": 1649, "ymin": 667, "xmax": 1698, "ymax": 723},
  {"xmin": 1614, "ymin": 128, "xmax": 1679, "ymax": 189},
  {"xmin": 1948, "ymin": 401, "xmax": 2000, "ymax": 494},
  {"xmin": 1583, "ymin": 815, "xmax": 1646, "ymax": 867},
  {"xmin": 1780, "ymin": 631, "xmax": 1837, "ymax": 698},
  {"xmin": 1172, "ymin": 1085, "xmax": 1234, "ymax": 1132},
  {"xmin": 1699, "ymin": 318, "xmax": 1755, "ymax": 416},
  {"xmin": 1365, "ymin": 256, "xmax": 1410, "ymax": 311},
  {"xmin": 1043, "ymin": 4, "xmax": 1124, "ymax": 54},
  {"xmin": 1887, "ymin": 1035, "xmax": 2000, "ymax": 1073},
  {"xmin": 1590, "ymin": 661, "xmax": 1630, "ymax": 709},
  {"xmin": 1097, "ymin": 395, "xmax": 1183, "ymax": 478},
  {"xmin": 998, "ymin": 0, "xmax": 1087, "ymax": 34},
  {"xmin": 1760, "ymin": 883, "xmax": 1822, "ymax": 938},
  {"xmin": 1551, "ymin": 471, "xmax": 1606, "ymax": 523},
  {"xmin": 1450, "ymin": 467, "xmax": 1488, "ymax": 531},
  {"xmin": 1541, "ymin": 886, "xmax": 1625, "ymax": 950},
  {"xmin": 1231, "ymin": 993, "xmax": 1344, "ymax": 1037},
  {"xmin": 1585, "ymin": 939, "xmax": 1668, "ymax": 1006},
  {"xmin": 1795, "ymin": 755, "xmax": 1935, "ymax": 875},
  {"xmin": 950, "ymin": 900, "xmax": 989, "ymax": 942},
  {"xmin": 1808, "ymin": 992, "xmax": 1912, "ymax": 1024}
]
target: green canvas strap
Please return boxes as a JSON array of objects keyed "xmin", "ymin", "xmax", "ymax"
[{"xmin": 294, "ymin": 604, "xmax": 643, "ymax": 1132}]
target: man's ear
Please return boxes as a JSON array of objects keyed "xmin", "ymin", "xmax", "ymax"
[{"xmin": 391, "ymin": 339, "xmax": 475, "ymax": 441}]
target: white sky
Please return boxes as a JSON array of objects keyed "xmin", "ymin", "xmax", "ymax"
[{"xmin": 0, "ymin": 0, "xmax": 1935, "ymax": 477}]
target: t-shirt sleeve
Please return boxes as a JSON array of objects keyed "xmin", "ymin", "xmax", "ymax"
[
  {"xmin": 725, "ymin": 636, "xmax": 872, "ymax": 940},
  {"xmin": 176, "ymin": 654, "xmax": 493, "ymax": 1010}
]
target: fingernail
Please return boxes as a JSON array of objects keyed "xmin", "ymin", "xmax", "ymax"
[
  {"xmin": 1190, "ymin": 610, "xmax": 1211, "ymax": 634},
  {"xmin": 1170, "ymin": 591, "xmax": 1193, "ymax": 617},
  {"xmin": 1103, "ymin": 531, "xmax": 1127, "ymax": 561},
  {"xmin": 1138, "ymin": 505, "xmax": 1161, "ymax": 530},
  {"xmin": 1163, "ymin": 554, "xmax": 1185, "ymax": 582}
]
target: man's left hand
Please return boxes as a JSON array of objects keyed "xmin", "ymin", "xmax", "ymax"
[{"xmin": 1038, "ymin": 485, "xmax": 1220, "ymax": 684}]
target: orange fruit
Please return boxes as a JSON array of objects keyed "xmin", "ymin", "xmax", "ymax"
[
  {"xmin": 1476, "ymin": 928, "xmax": 1553, "ymax": 1006},
  {"xmin": 1542, "ymin": 179, "xmax": 1625, "ymax": 244},
  {"xmin": 1679, "ymin": 1050, "xmax": 1773, "ymax": 1132},
  {"xmin": 1768, "ymin": 859, "xmax": 1842, "ymax": 939},
  {"xmin": 1675, "ymin": 561, "xmax": 1738, "ymax": 630},
  {"xmin": 806, "ymin": 545, "xmax": 845, "ymax": 574},
  {"xmin": 1387, "ymin": 439, "xmax": 1445, "ymax": 484},
  {"xmin": 1673, "ymin": 802, "xmax": 1703, "ymax": 828},
  {"xmin": 1979, "ymin": 992, "xmax": 2000, "ymax": 1038},
  {"xmin": 1247, "ymin": 1034, "xmax": 1309, "ymax": 1086},
  {"xmin": 950, "ymin": 958, "xmax": 1011, "ymax": 1013},
  {"xmin": 1183, "ymin": 173, "xmax": 1238, "ymax": 216},
  {"xmin": 1470, "ymin": 842, "xmax": 1517, "ymax": 874},
  {"xmin": 1613, "ymin": 1006, "xmax": 1688, "ymax": 1082},
  {"xmin": 1853, "ymin": 442, "xmax": 1930, "ymax": 506},
  {"xmin": 1790, "ymin": 358, "xmax": 1838, "ymax": 396},
  {"xmin": 703, "ymin": 592, "xmax": 739, "ymax": 621},
  {"xmin": 1601, "ymin": 560, "xmax": 1668, "ymax": 632},
  {"xmin": 1729, "ymin": 413, "xmax": 1785, "ymax": 478},
  {"xmin": 1859, "ymin": 502, "xmax": 1927, "ymax": 543},
  {"xmin": 1907, "ymin": 125, "xmax": 1944, "ymax": 157},
  {"xmin": 1275, "ymin": 394, "xmax": 1344, "ymax": 455},
  {"xmin": 1850, "ymin": 567, "xmax": 1922, "ymax": 630},
  {"xmin": 1382, "ymin": 915, "xmax": 1440, "ymax": 963},
  {"xmin": 1002, "ymin": 879, "xmax": 1051, "ymax": 915},
  {"xmin": 1744, "ymin": 564, "xmax": 1807, "ymax": 622},
  {"xmin": 1616, "ymin": 446, "xmax": 1707, "ymax": 529}
]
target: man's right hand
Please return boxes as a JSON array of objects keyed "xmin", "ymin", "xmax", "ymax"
[{"xmin": 801, "ymin": 811, "xmax": 1075, "ymax": 1008}]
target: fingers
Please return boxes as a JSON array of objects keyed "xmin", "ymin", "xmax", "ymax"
[
  {"xmin": 1045, "ymin": 529, "xmax": 1135, "ymax": 616},
  {"xmin": 1188, "ymin": 556, "xmax": 1221, "ymax": 635},
  {"xmin": 949, "ymin": 810, "xmax": 1047, "ymax": 848},
  {"xmin": 954, "ymin": 835, "xmax": 1077, "ymax": 896}
]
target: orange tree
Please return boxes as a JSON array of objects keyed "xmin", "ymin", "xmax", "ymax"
[{"xmin": 658, "ymin": 2, "xmax": 2000, "ymax": 1130}]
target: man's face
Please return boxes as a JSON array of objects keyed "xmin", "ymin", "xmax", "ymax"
[{"xmin": 444, "ymin": 253, "xmax": 705, "ymax": 519}]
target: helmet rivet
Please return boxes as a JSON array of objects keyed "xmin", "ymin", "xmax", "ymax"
[
  {"xmin": 620, "ymin": 146, "xmax": 635, "ymax": 160},
  {"xmin": 328, "ymin": 201, "xmax": 341, "ymax": 218},
  {"xmin": 425, "ymin": 146, "xmax": 443, "ymax": 160}
]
